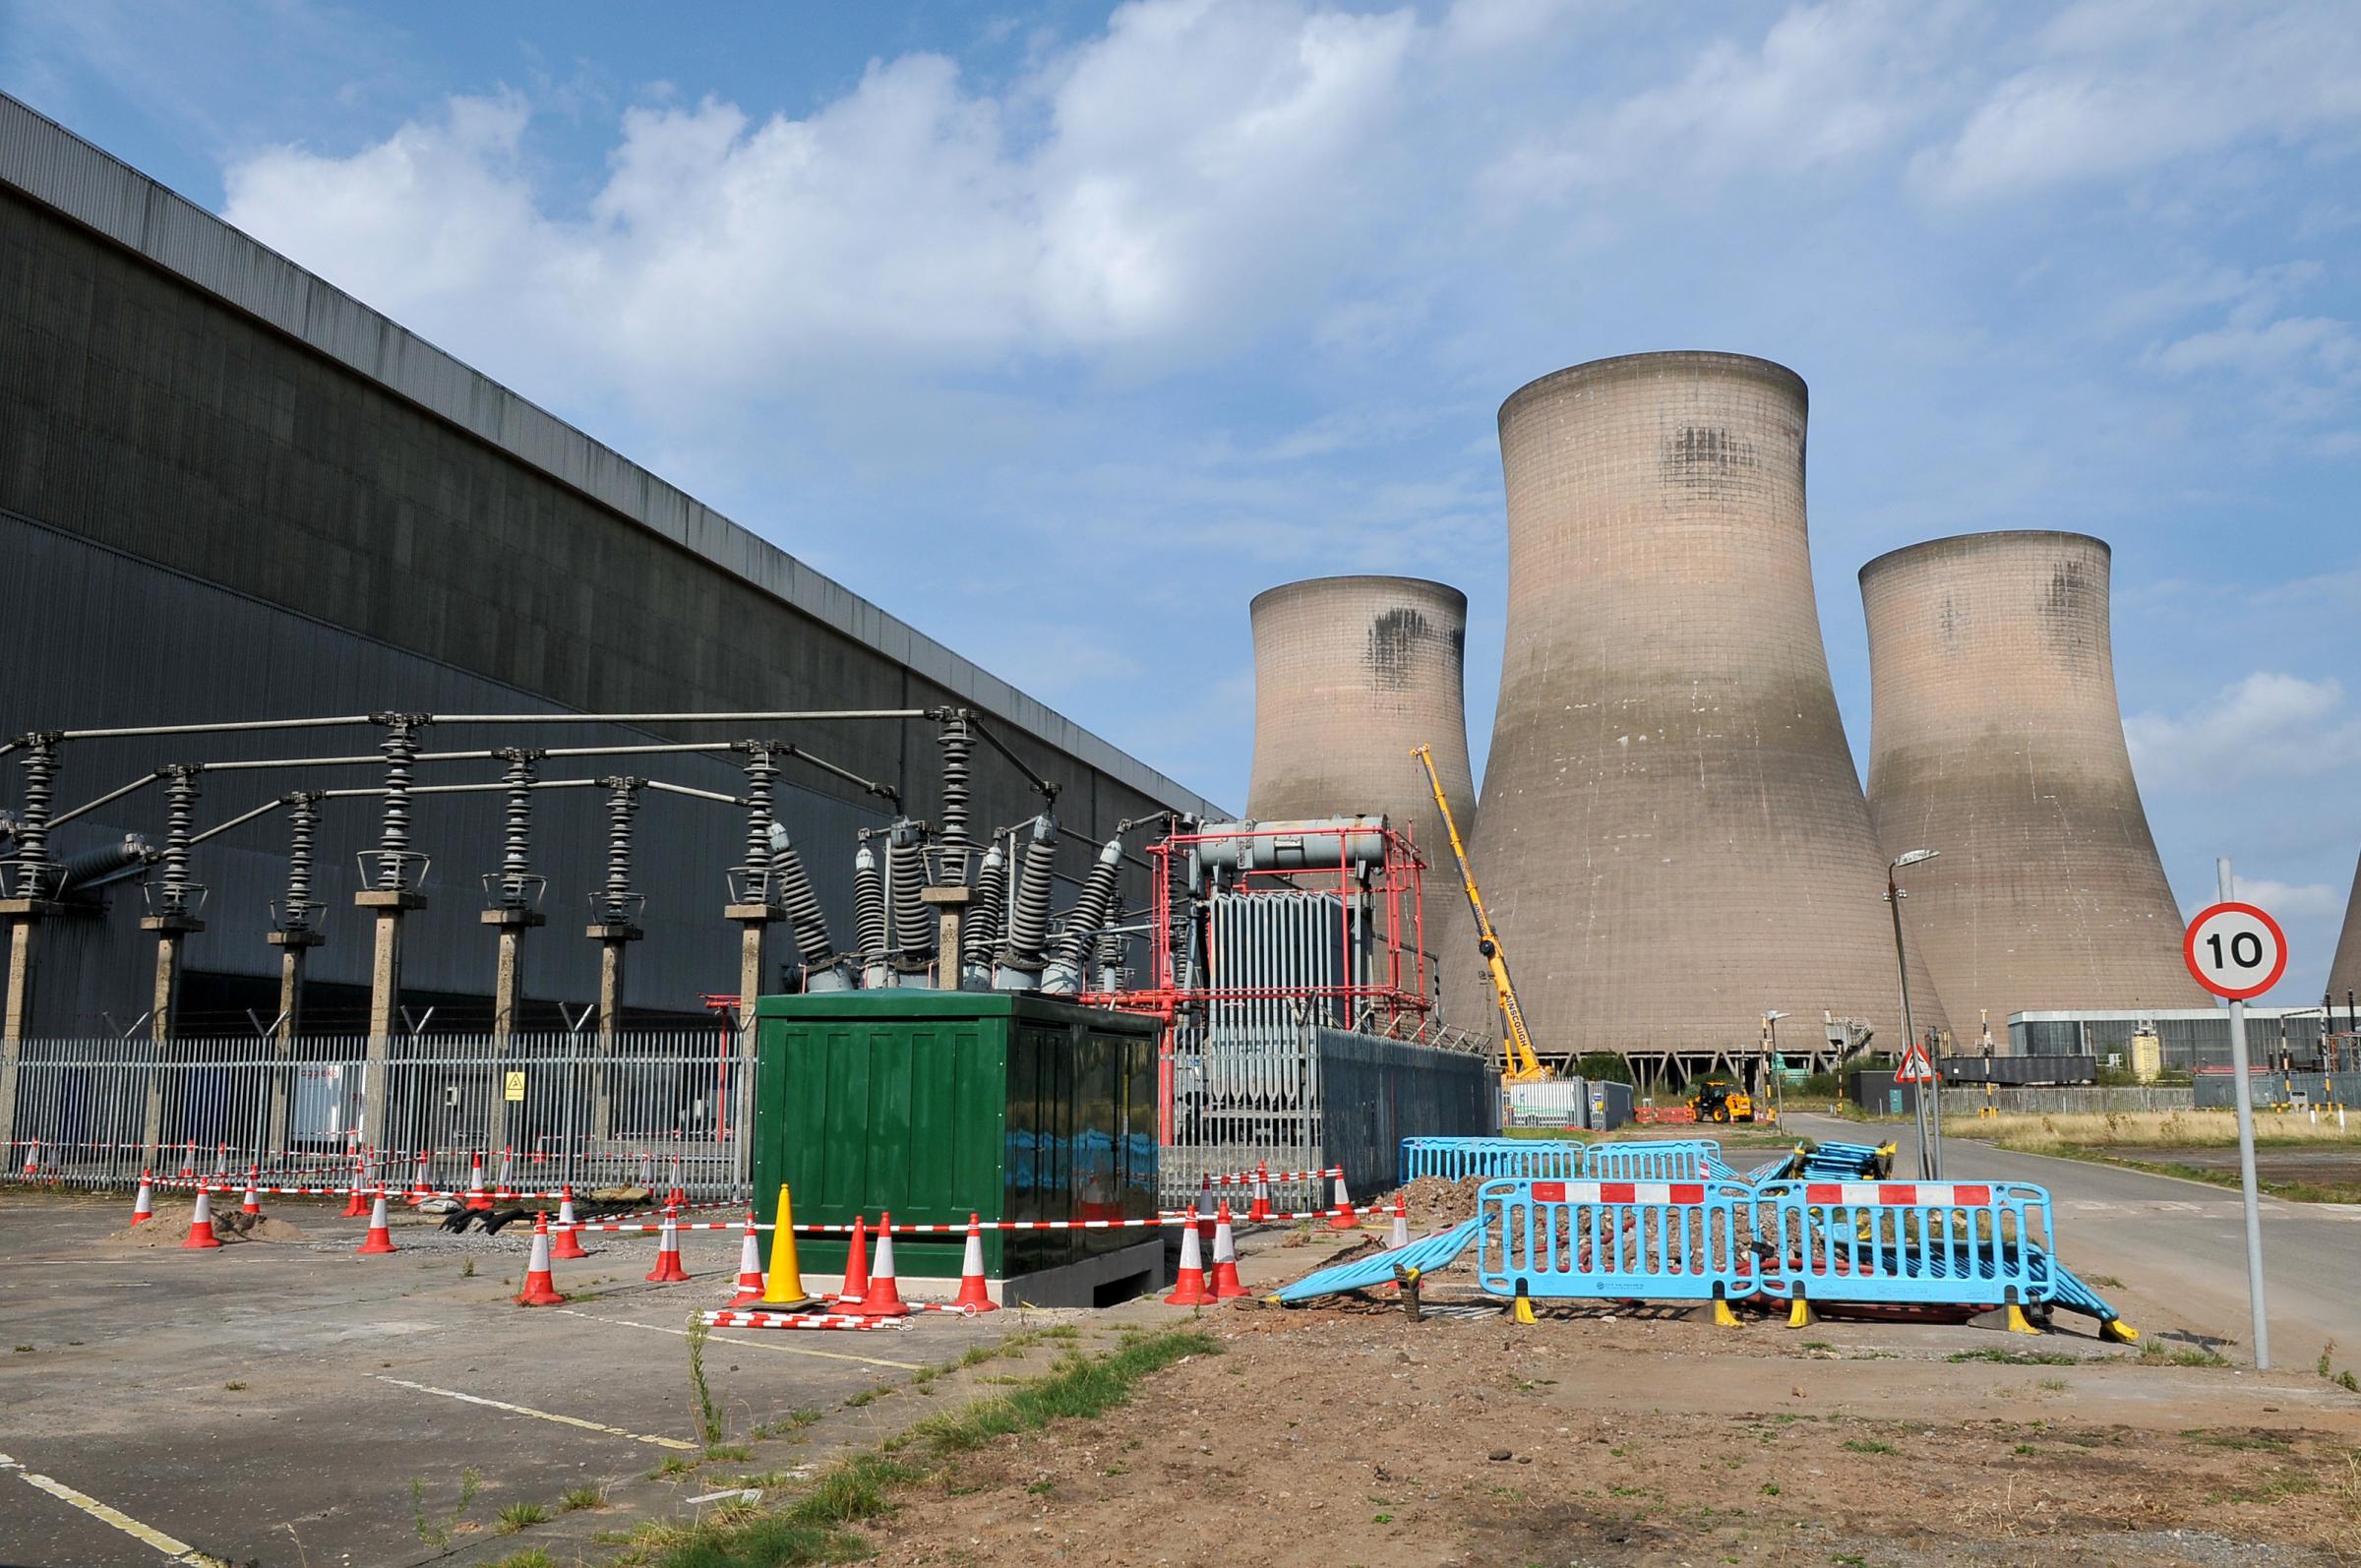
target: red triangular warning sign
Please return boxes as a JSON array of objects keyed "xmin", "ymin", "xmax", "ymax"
[{"xmin": 1894, "ymin": 1044, "xmax": 1937, "ymax": 1085}]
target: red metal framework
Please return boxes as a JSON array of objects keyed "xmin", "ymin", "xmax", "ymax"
[{"xmin": 1079, "ymin": 818, "xmax": 1432, "ymax": 1140}]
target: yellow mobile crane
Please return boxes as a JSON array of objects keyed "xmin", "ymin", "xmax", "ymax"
[{"xmin": 1412, "ymin": 745, "xmax": 1551, "ymax": 1084}]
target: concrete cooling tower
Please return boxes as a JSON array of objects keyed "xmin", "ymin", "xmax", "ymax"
[
  {"xmin": 1470, "ymin": 351, "xmax": 1948, "ymax": 1075},
  {"xmin": 1245, "ymin": 576, "xmax": 1482, "ymax": 1024},
  {"xmin": 2327, "ymin": 854, "xmax": 2361, "ymax": 1008},
  {"xmin": 1860, "ymin": 532, "xmax": 2209, "ymax": 1041}
]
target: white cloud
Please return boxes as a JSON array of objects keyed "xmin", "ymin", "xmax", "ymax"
[
  {"xmin": 2125, "ymin": 671, "xmax": 2361, "ymax": 792},
  {"xmin": 2230, "ymin": 876, "xmax": 2347, "ymax": 920},
  {"xmin": 220, "ymin": 1, "xmax": 1422, "ymax": 402},
  {"xmin": 1913, "ymin": 0, "xmax": 2361, "ymax": 202}
]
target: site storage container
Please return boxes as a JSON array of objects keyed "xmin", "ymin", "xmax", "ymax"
[{"xmin": 751, "ymin": 992, "xmax": 1160, "ymax": 1304}]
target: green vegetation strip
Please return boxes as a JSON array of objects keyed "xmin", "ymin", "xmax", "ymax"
[
  {"xmin": 619, "ymin": 1326, "xmax": 1220, "ymax": 1568},
  {"xmin": 2003, "ymin": 1145, "xmax": 2361, "ymax": 1206}
]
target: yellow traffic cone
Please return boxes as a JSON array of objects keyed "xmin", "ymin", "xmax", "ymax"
[{"xmin": 761, "ymin": 1182, "xmax": 813, "ymax": 1307}]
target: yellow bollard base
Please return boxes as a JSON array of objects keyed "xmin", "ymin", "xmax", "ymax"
[
  {"xmin": 2101, "ymin": 1317, "xmax": 2141, "ymax": 1345},
  {"xmin": 1786, "ymin": 1297, "xmax": 1815, "ymax": 1330},
  {"xmin": 2004, "ymin": 1304, "xmax": 2041, "ymax": 1336},
  {"xmin": 1512, "ymin": 1295, "xmax": 1538, "ymax": 1326},
  {"xmin": 1712, "ymin": 1297, "xmax": 1740, "ymax": 1329}
]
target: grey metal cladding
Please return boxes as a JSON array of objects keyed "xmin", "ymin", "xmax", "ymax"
[{"xmin": 0, "ymin": 90, "xmax": 1216, "ymax": 820}]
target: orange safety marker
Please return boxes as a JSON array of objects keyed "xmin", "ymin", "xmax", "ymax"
[
  {"xmin": 407, "ymin": 1148, "xmax": 434, "ymax": 1205},
  {"xmin": 1164, "ymin": 1212, "xmax": 1213, "ymax": 1305},
  {"xmin": 242, "ymin": 1165, "xmax": 264, "ymax": 1218},
  {"xmin": 726, "ymin": 1211, "xmax": 767, "ymax": 1306},
  {"xmin": 1389, "ymin": 1192, "xmax": 1410, "ymax": 1251},
  {"xmin": 1326, "ymin": 1172, "xmax": 1360, "ymax": 1230},
  {"xmin": 341, "ymin": 1151, "xmax": 370, "ymax": 1217},
  {"xmin": 130, "ymin": 1169, "xmax": 155, "ymax": 1226},
  {"xmin": 953, "ymin": 1214, "xmax": 999, "ymax": 1312},
  {"xmin": 856, "ymin": 1212, "xmax": 909, "ymax": 1317},
  {"xmin": 550, "ymin": 1184, "xmax": 589, "ymax": 1260},
  {"xmin": 493, "ymin": 1145, "xmax": 515, "ymax": 1201},
  {"xmin": 20, "ymin": 1139, "xmax": 39, "ymax": 1178},
  {"xmin": 515, "ymin": 1212, "xmax": 566, "ymax": 1306},
  {"xmin": 1210, "ymin": 1200, "xmax": 1249, "ymax": 1299},
  {"xmin": 463, "ymin": 1151, "xmax": 493, "ymax": 1212},
  {"xmin": 358, "ymin": 1185, "xmax": 398, "ymax": 1254},
  {"xmin": 178, "ymin": 1138, "xmax": 197, "ymax": 1180},
  {"xmin": 182, "ymin": 1182, "xmax": 222, "ymax": 1250},
  {"xmin": 835, "ymin": 1215, "xmax": 872, "ymax": 1307},
  {"xmin": 1248, "ymin": 1160, "xmax": 1273, "ymax": 1224},
  {"xmin": 665, "ymin": 1152, "xmax": 686, "ymax": 1209},
  {"xmin": 644, "ymin": 1204, "xmax": 691, "ymax": 1284}
]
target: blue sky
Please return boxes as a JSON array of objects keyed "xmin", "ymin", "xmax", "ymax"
[{"xmin": 7, "ymin": 0, "xmax": 2358, "ymax": 1002}]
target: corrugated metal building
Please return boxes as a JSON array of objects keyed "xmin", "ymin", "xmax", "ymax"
[{"xmin": 0, "ymin": 92, "xmax": 1219, "ymax": 1036}]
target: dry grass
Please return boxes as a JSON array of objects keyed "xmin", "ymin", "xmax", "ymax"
[{"xmin": 1950, "ymin": 1110, "xmax": 2361, "ymax": 1151}]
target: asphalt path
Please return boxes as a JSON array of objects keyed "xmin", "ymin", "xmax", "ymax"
[{"xmin": 1780, "ymin": 1111, "xmax": 2361, "ymax": 1363}]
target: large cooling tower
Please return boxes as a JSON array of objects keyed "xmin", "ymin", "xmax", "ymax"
[
  {"xmin": 1245, "ymin": 575, "xmax": 1477, "ymax": 871},
  {"xmin": 1471, "ymin": 351, "xmax": 1948, "ymax": 1065},
  {"xmin": 2326, "ymin": 854, "xmax": 2361, "ymax": 1007},
  {"xmin": 1860, "ymin": 531, "xmax": 2209, "ymax": 1039}
]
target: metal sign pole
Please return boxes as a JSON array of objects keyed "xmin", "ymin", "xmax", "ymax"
[{"xmin": 2215, "ymin": 858, "xmax": 2271, "ymax": 1369}]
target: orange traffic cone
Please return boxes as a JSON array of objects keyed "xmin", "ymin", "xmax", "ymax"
[
  {"xmin": 358, "ymin": 1186, "xmax": 397, "ymax": 1254},
  {"xmin": 1164, "ymin": 1215, "xmax": 1212, "ymax": 1305},
  {"xmin": 856, "ymin": 1212, "xmax": 909, "ymax": 1317},
  {"xmin": 1248, "ymin": 1160, "xmax": 1272, "ymax": 1224},
  {"xmin": 21, "ymin": 1139, "xmax": 39, "ymax": 1178},
  {"xmin": 726, "ymin": 1212, "xmax": 767, "ymax": 1306},
  {"xmin": 130, "ymin": 1170, "xmax": 154, "ymax": 1226},
  {"xmin": 1210, "ymin": 1200, "xmax": 1248, "ymax": 1299},
  {"xmin": 182, "ymin": 1182, "xmax": 222, "ymax": 1249},
  {"xmin": 341, "ymin": 1152, "xmax": 369, "ymax": 1217},
  {"xmin": 493, "ymin": 1146, "xmax": 515, "ymax": 1201},
  {"xmin": 1389, "ymin": 1192, "xmax": 1410, "ymax": 1250},
  {"xmin": 665, "ymin": 1152, "xmax": 686, "ymax": 1210},
  {"xmin": 645, "ymin": 1204, "xmax": 691, "ymax": 1284},
  {"xmin": 242, "ymin": 1166, "xmax": 264, "ymax": 1218},
  {"xmin": 463, "ymin": 1151, "xmax": 493, "ymax": 1211},
  {"xmin": 178, "ymin": 1139, "xmax": 197, "ymax": 1180},
  {"xmin": 1325, "ymin": 1172, "xmax": 1360, "ymax": 1230},
  {"xmin": 953, "ymin": 1214, "xmax": 999, "ymax": 1312},
  {"xmin": 515, "ymin": 1212, "xmax": 566, "ymax": 1306},
  {"xmin": 407, "ymin": 1148, "xmax": 434, "ymax": 1204},
  {"xmin": 835, "ymin": 1215, "xmax": 872, "ymax": 1306},
  {"xmin": 550, "ymin": 1184, "xmax": 589, "ymax": 1260}
]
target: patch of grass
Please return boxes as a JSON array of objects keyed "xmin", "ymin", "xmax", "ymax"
[
  {"xmin": 2036, "ymin": 1378, "xmax": 2069, "ymax": 1392},
  {"xmin": 783, "ymin": 1452, "xmax": 917, "ymax": 1529},
  {"xmin": 561, "ymin": 1483, "xmax": 606, "ymax": 1511},
  {"xmin": 496, "ymin": 1501, "xmax": 548, "ymax": 1534},
  {"xmin": 751, "ymin": 1407, "xmax": 823, "ymax": 1440},
  {"xmin": 408, "ymin": 1468, "xmax": 483, "ymax": 1551},
  {"xmin": 1947, "ymin": 1349, "xmax": 2079, "ymax": 1365},
  {"xmin": 2180, "ymin": 1429, "xmax": 2292, "ymax": 1451},
  {"xmin": 1760, "ymin": 1482, "xmax": 1781, "ymax": 1495},
  {"xmin": 636, "ymin": 1513, "xmax": 867, "ymax": 1567},
  {"xmin": 460, "ymin": 1257, "xmax": 475, "ymax": 1278},
  {"xmin": 650, "ymin": 1455, "xmax": 694, "ymax": 1480},
  {"xmin": 1024, "ymin": 1479, "xmax": 1055, "ymax": 1496},
  {"xmin": 2142, "ymin": 1341, "xmax": 2234, "ymax": 1368},
  {"xmin": 704, "ymin": 1445, "xmax": 752, "ymax": 1463},
  {"xmin": 491, "ymin": 1551, "xmax": 556, "ymax": 1568},
  {"xmin": 223, "ymin": 1380, "xmax": 247, "ymax": 1391},
  {"xmin": 1842, "ymin": 1438, "xmax": 1899, "ymax": 1456},
  {"xmin": 842, "ymin": 1388, "xmax": 882, "ymax": 1410},
  {"xmin": 2338, "ymin": 1370, "xmax": 2360, "ymax": 1393},
  {"xmin": 11, "ymin": 1345, "xmax": 30, "ymax": 1354},
  {"xmin": 1799, "ymin": 1342, "xmax": 1834, "ymax": 1352},
  {"xmin": 2013, "ymin": 1444, "xmax": 2039, "ymax": 1456},
  {"xmin": 899, "ymin": 1328, "xmax": 1220, "ymax": 1457}
]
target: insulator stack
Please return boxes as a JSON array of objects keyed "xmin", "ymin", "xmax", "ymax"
[
  {"xmin": 597, "ymin": 777, "xmax": 642, "ymax": 926},
  {"xmin": 962, "ymin": 842, "xmax": 1006, "ymax": 973},
  {"xmin": 156, "ymin": 764, "xmax": 201, "ymax": 916},
  {"xmin": 1092, "ymin": 929, "xmax": 1125, "ymax": 992},
  {"xmin": 936, "ymin": 716, "xmax": 973, "ymax": 885},
  {"xmin": 887, "ymin": 823, "xmax": 933, "ymax": 959},
  {"xmin": 853, "ymin": 842, "xmax": 886, "ymax": 964},
  {"xmin": 741, "ymin": 746, "xmax": 780, "ymax": 904},
  {"xmin": 13, "ymin": 734, "xmax": 57, "ymax": 897},
  {"xmin": 280, "ymin": 792, "xmax": 320, "ymax": 933},
  {"xmin": 496, "ymin": 750, "xmax": 538, "ymax": 907},
  {"xmin": 373, "ymin": 714, "xmax": 423, "ymax": 889},
  {"xmin": 999, "ymin": 814, "xmax": 1059, "ymax": 977},
  {"xmin": 1043, "ymin": 836, "xmax": 1123, "ymax": 994},
  {"xmin": 767, "ymin": 827, "xmax": 834, "ymax": 967}
]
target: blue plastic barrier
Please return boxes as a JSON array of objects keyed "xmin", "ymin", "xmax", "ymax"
[
  {"xmin": 1398, "ymin": 1136, "xmax": 1735, "ymax": 1185},
  {"xmin": 1748, "ymin": 1178, "xmax": 2048, "ymax": 1312},
  {"xmin": 1270, "ymin": 1218, "xmax": 1483, "ymax": 1303},
  {"xmin": 1474, "ymin": 1177, "xmax": 1758, "ymax": 1304}
]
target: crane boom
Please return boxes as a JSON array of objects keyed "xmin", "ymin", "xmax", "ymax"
[{"xmin": 1412, "ymin": 745, "xmax": 1549, "ymax": 1082}]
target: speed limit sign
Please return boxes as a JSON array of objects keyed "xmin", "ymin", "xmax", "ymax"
[{"xmin": 2184, "ymin": 901, "xmax": 2289, "ymax": 1000}]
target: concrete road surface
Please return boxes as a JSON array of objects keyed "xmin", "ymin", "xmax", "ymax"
[{"xmin": 1780, "ymin": 1110, "xmax": 2361, "ymax": 1363}]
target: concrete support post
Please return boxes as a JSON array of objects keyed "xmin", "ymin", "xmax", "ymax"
[
  {"xmin": 263, "ymin": 931, "xmax": 320, "ymax": 1157},
  {"xmin": 483, "ymin": 910, "xmax": 542, "ymax": 1157},
  {"xmin": 355, "ymin": 890, "xmax": 426, "ymax": 1151},
  {"xmin": 0, "ymin": 906, "xmax": 58, "ymax": 1154},
  {"xmin": 723, "ymin": 901, "xmax": 784, "ymax": 1042},
  {"xmin": 922, "ymin": 885, "xmax": 971, "ymax": 991},
  {"xmin": 587, "ymin": 923, "xmax": 641, "ymax": 1143}
]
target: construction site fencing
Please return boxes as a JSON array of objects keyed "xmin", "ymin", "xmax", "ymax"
[
  {"xmin": 1399, "ymin": 1136, "xmax": 1730, "ymax": 1185},
  {"xmin": 1, "ymin": 1032, "xmax": 754, "ymax": 1200}
]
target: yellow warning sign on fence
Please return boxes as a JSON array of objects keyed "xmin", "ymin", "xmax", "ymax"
[{"xmin": 504, "ymin": 1070, "xmax": 526, "ymax": 1103}]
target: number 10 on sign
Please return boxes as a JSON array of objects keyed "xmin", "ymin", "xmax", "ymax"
[{"xmin": 2183, "ymin": 902, "xmax": 2288, "ymax": 1001}]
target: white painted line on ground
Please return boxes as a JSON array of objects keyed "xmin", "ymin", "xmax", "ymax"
[
  {"xmin": 688, "ymin": 1486, "xmax": 763, "ymax": 1505},
  {"xmin": 369, "ymin": 1375, "xmax": 696, "ymax": 1449},
  {"xmin": 0, "ymin": 1452, "xmax": 232, "ymax": 1566},
  {"xmin": 550, "ymin": 1307, "xmax": 926, "ymax": 1371}
]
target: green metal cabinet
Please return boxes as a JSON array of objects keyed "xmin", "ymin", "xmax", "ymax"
[{"xmin": 751, "ymin": 991, "xmax": 1159, "ymax": 1284}]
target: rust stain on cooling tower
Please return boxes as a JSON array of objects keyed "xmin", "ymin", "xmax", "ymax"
[
  {"xmin": 2330, "ymin": 853, "xmax": 2361, "ymax": 1005},
  {"xmin": 1470, "ymin": 351, "xmax": 1949, "ymax": 1070},
  {"xmin": 1861, "ymin": 530, "xmax": 2210, "ymax": 1041},
  {"xmin": 1247, "ymin": 574, "xmax": 1480, "ymax": 1021}
]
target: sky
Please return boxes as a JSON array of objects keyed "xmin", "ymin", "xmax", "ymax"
[{"xmin": 6, "ymin": 0, "xmax": 2358, "ymax": 1004}]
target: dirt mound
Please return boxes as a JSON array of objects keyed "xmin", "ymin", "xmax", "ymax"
[
  {"xmin": 104, "ymin": 1202, "xmax": 307, "ymax": 1245},
  {"xmin": 1383, "ymin": 1174, "xmax": 1486, "ymax": 1231}
]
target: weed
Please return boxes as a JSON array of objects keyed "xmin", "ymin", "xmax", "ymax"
[
  {"xmin": 2142, "ymin": 1342, "xmax": 2232, "ymax": 1368},
  {"xmin": 649, "ymin": 1455, "xmax": 693, "ymax": 1480},
  {"xmin": 2338, "ymin": 1371, "xmax": 2360, "ymax": 1393},
  {"xmin": 687, "ymin": 1312, "xmax": 725, "ymax": 1450},
  {"xmin": 561, "ymin": 1484, "xmax": 606, "ymax": 1511},
  {"xmin": 1799, "ymin": 1342, "xmax": 1834, "ymax": 1352},
  {"xmin": 407, "ymin": 1468, "xmax": 483, "ymax": 1551},
  {"xmin": 2322, "ymin": 1345, "xmax": 2336, "ymax": 1379},
  {"xmin": 705, "ymin": 1445, "xmax": 753, "ymax": 1463},
  {"xmin": 904, "ymin": 1329, "xmax": 1219, "ymax": 1457},
  {"xmin": 496, "ymin": 1501, "xmax": 547, "ymax": 1534},
  {"xmin": 223, "ymin": 1380, "xmax": 247, "ymax": 1391},
  {"xmin": 843, "ymin": 1388, "xmax": 881, "ymax": 1410},
  {"xmin": 2180, "ymin": 1429, "xmax": 2292, "ymax": 1451},
  {"xmin": 1102, "ymin": 1462, "xmax": 1130, "ymax": 1477},
  {"xmin": 12, "ymin": 1345, "xmax": 31, "ymax": 1353},
  {"xmin": 1842, "ymin": 1439, "xmax": 1898, "ymax": 1456},
  {"xmin": 1024, "ymin": 1479, "xmax": 1055, "ymax": 1496},
  {"xmin": 1760, "ymin": 1483, "xmax": 1781, "ymax": 1496},
  {"xmin": 1946, "ymin": 1349, "xmax": 2079, "ymax": 1366},
  {"xmin": 460, "ymin": 1258, "xmax": 475, "ymax": 1278},
  {"xmin": 490, "ymin": 1552, "xmax": 556, "ymax": 1568},
  {"xmin": 1372, "ymin": 1512, "xmax": 1394, "ymax": 1524},
  {"xmin": 752, "ymin": 1407, "xmax": 823, "ymax": 1440},
  {"xmin": 2013, "ymin": 1445, "xmax": 2039, "ymax": 1456},
  {"xmin": 784, "ymin": 1452, "xmax": 916, "ymax": 1529},
  {"xmin": 2036, "ymin": 1378, "xmax": 2068, "ymax": 1392}
]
